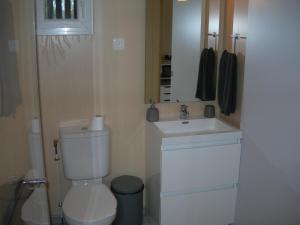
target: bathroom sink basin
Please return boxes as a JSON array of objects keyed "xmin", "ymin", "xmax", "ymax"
[{"xmin": 154, "ymin": 118, "xmax": 237, "ymax": 135}]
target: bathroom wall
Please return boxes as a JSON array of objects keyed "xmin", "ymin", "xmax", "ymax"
[
  {"xmin": 145, "ymin": 0, "xmax": 161, "ymax": 103},
  {"xmin": 0, "ymin": 114, "xmax": 29, "ymax": 185},
  {"xmin": 34, "ymin": 0, "xmax": 300, "ymax": 222},
  {"xmin": 37, "ymin": 0, "xmax": 210, "ymax": 215},
  {"xmin": 38, "ymin": 37, "xmax": 94, "ymax": 215},
  {"xmin": 236, "ymin": 0, "xmax": 300, "ymax": 224},
  {"xmin": 93, "ymin": 0, "xmax": 147, "ymax": 182},
  {"xmin": 205, "ymin": 0, "xmax": 221, "ymax": 50},
  {"xmin": 37, "ymin": 0, "xmax": 146, "ymax": 215},
  {"xmin": 0, "ymin": 0, "xmax": 39, "ymax": 185},
  {"xmin": 160, "ymin": 0, "xmax": 173, "ymax": 58}
]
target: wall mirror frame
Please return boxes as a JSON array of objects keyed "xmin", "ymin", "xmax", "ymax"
[{"xmin": 36, "ymin": 0, "xmax": 93, "ymax": 35}]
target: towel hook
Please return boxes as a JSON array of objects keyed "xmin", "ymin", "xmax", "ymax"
[{"xmin": 231, "ymin": 33, "xmax": 247, "ymax": 54}]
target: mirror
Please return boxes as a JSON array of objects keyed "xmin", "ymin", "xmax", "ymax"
[{"xmin": 145, "ymin": 0, "xmax": 208, "ymax": 103}]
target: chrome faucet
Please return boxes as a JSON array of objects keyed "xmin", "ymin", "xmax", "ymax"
[{"xmin": 180, "ymin": 104, "xmax": 189, "ymax": 120}]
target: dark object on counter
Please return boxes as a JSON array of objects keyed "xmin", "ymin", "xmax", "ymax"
[
  {"xmin": 163, "ymin": 54, "xmax": 172, "ymax": 61},
  {"xmin": 111, "ymin": 176, "xmax": 144, "ymax": 225},
  {"xmin": 146, "ymin": 102, "xmax": 159, "ymax": 122},
  {"xmin": 218, "ymin": 50, "xmax": 237, "ymax": 116},
  {"xmin": 204, "ymin": 105, "xmax": 215, "ymax": 118},
  {"xmin": 195, "ymin": 48, "xmax": 216, "ymax": 101}
]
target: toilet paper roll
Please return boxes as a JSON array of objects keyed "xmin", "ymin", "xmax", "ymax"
[
  {"xmin": 31, "ymin": 118, "xmax": 41, "ymax": 134},
  {"xmin": 89, "ymin": 115, "xmax": 104, "ymax": 131}
]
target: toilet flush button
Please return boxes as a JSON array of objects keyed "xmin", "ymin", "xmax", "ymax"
[{"xmin": 113, "ymin": 38, "xmax": 125, "ymax": 50}]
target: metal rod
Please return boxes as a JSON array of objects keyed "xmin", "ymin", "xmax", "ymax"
[
  {"xmin": 22, "ymin": 178, "xmax": 48, "ymax": 185},
  {"xmin": 231, "ymin": 33, "xmax": 247, "ymax": 54},
  {"xmin": 231, "ymin": 34, "xmax": 247, "ymax": 40},
  {"xmin": 207, "ymin": 32, "xmax": 219, "ymax": 50},
  {"xmin": 207, "ymin": 32, "xmax": 218, "ymax": 38}
]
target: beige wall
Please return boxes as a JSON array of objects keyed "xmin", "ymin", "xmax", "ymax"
[
  {"xmin": 160, "ymin": 0, "xmax": 173, "ymax": 57},
  {"xmin": 0, "ymin": 0, "xmax": 38, "ymax": 185},
  {"xmin": 38, "ymin": 0, "xmax": 147, "ymax": 215},
  {"xmin": 145, "ymin": 0, "xmax": 161, "ymax": 103},
  {"xmin": 38, "ymin": 37, "xmax": 94, "ymax": 215},
  {"xmin": 206, "ymin": 0, "xmax": 221, "ymax": 50},
  {"xmin": 0, "ymin": 109, "xmax": 29, "ymax": 185},
  {"xmin": 38, "ymin": 0, "xmax": 210, "ymax": 215},
  {"xmin": 93, "ymin": 0, "xmax": 146, "ymax": 180},
  {"xmin": 0, "ymin": 0, "xmax": 245, "ymax": 217}
]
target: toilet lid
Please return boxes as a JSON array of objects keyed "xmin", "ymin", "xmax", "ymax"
[{"xmin": 63, "ymin": 184, "xmax": 117, "ymax": 225}]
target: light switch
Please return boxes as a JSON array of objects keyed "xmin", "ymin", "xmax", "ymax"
[{"xmin": 113, "ymin": 38, "xmax": 125, "ymax": 50}]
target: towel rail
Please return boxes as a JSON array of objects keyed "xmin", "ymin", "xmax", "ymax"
[
  {"xmin": 231, "ymin": 33, "xmax": 247, "ymax": 54},
  {"xmin": 207, "ymin": 32, "xmax": 218, "ymax": 38},
  {"xmin": 207, "ymin": 32, "xmax": 219, "ymax": 50}
]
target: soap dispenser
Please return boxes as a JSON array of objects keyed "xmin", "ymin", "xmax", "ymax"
[{"xmin": 146, "ymin": 101, "xmax": 159, "ymax": 122}]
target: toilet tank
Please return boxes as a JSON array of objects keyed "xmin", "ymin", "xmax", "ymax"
[{"xmin": 59, "ymin": 125, "xmax": 109, "ymax": 180}]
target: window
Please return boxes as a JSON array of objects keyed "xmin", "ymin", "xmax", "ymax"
[
  {"xmin": 45, "ymin": 0, "xmax": 78, "ymax": 20},
  {"xmin": 36, "ymin": 0, "xmax": 93, "ymax": 35}
]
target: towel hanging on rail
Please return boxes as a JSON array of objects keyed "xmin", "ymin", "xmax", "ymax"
[
  {"xmin": 218, "ymin": 50, "xmax": 237, "ymax": 116},
  {"xmin": 195, "ymin": 48, "xmax": 216, "ymax": 101}
]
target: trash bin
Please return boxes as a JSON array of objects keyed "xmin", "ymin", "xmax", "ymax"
[{"xmin": 111, "ymin": 175, "xmax": 144, "ymax": 225}]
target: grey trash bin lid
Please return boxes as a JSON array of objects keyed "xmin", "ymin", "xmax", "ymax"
[{"xmin": 111, "ymin": 175, "xmax": 144, "ymax": 194}]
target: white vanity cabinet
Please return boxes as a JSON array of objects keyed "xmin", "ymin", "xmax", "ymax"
[{"xmin": 146, "ymin": 119, "xmax": 242, "ymax": 225}]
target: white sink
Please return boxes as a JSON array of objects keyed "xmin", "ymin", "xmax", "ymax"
[{"xmin": 154, "ymin": 118, "xmax": 237, "ymax": 135}]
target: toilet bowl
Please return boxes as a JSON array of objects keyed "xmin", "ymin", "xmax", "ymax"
[
  {"xmin": 22, "ymin": 122, "xmax": 50, "ymax": 225},
  {"xmin": 63, "ymin": 182, "xmax": 116, "ymax": 225},
  {"xmin": 21, "ymin": 185, "xmax": 50, "ymax": 225},
  {"xmin": 59, "ymin": 123, "xmax": 117, "ymax": 225}
]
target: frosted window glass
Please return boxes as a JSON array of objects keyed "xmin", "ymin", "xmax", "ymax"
[{"xmin": 45, "ymin": 0, "xmax": 78, "ymax": 20}]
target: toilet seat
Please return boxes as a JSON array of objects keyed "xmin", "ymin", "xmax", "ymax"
[{"xmin": 63, "ymin": 183, "xmax": 117, "ymax": 225}]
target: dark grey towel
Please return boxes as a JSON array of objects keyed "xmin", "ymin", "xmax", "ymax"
[
  {"xmin": 195, "ymin": 48, "xmax": 216, "ymax": 101},
  {"xmin": 218, "ymin": 50, "xmax": 237, "ymax": 116}
]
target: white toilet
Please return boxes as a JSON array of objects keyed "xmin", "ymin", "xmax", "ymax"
[
  {"xmin": 22, "ymin": 119, "xmax": 50, "ymax": 225},
  {"xmin": 59, "ymin": 124, "xmax": 117, "ymax": 225}
]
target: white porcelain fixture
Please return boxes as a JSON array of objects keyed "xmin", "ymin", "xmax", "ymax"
[
  {"xmin": 154, "ymin": 118, "xmax": 236, "ymax": 135},
  {"xmin": 146, "ymin": 118, "xmax": 242, "ymax": 225},
  {"xmin": 22, "ymin": 181, "xmax": 50, "ymax": 225},
  {"xmin": 22, "ymin": 122, "xmax": 50, "ymax": 225},
  {"xmin": 59, "ymin": 123, "xmax": 117, "ymax": 225}
]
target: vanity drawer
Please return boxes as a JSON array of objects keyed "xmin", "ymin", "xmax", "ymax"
[
  {"xmin": 161, "ymin": 144, "xmax": 241, "ymax": 193},
  {"xmin": 160, "ymin": 97, "xmax": 171, "ymax": 102},
  {"xmin": 160, "ymin": 86, "xmax": 171, "ymax": 93},
  {"xmin": 161, "ymin": 188, "xmax": 237, "ymax": 225}
]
